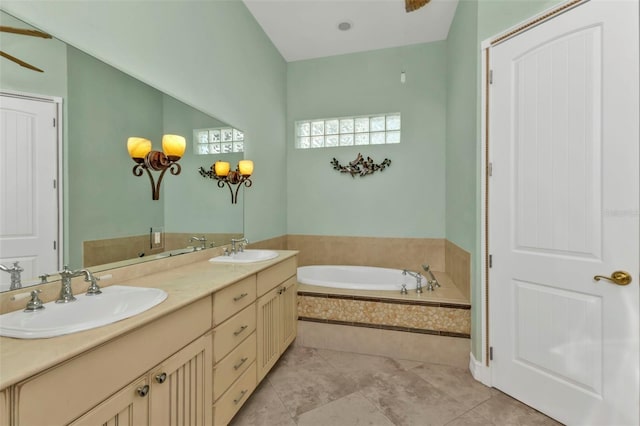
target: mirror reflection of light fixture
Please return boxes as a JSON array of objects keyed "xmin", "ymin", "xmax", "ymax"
[
  {"xmin": 198, "ymin": 160, "xmax": 254, "ymax": 204},
  {"xmin": 127, "ymin": 134, "xmax": 186, "ymax": 200}
]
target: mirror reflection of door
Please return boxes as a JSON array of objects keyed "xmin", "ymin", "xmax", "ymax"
[{"xmin": 0, "ymin": 93, "xmax": 60, "ymax": 290}]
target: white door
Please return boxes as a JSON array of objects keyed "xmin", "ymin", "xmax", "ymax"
[
  {"xmin": 489, "ymin": 1, "xmax": 639, "ymax": 424},
  {"xmin": 0, "ymin": 94, "xmax": 59, "ymax": 289}
]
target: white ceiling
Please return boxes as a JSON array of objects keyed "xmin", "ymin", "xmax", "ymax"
[{"xmin": 242, "ymin": 0, "xmax": 459, "ymax": 62}]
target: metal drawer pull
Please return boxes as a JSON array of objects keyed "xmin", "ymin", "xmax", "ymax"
[
  {"xmin": 233, "ymin": 292, "xmax": 249, "ymax": 301},
  {"xmin": 155, "ymin": 372, "xmax": 167, "ymax": 384},
  {"xmin": 233, "ymin": 389, "xmax": 248, "ymax": 405},
  {"xmin": 233, "ymin": 325, "xmax": 248, "ymax": 336},
  {"xmin": 594, "ymin": 270, "xmax": 632, "ymax": 286},
  {"xmin": 233, "ymin": 357, "xmax": 249, "ymax": 370},
  {"xmin": 136, "ymin": 385, "xmax": 150, "ymax": 397}
]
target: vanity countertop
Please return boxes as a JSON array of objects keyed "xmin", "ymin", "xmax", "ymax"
[{"xmin": 0, "ymin": 250, "xmax": 298, "ymax": 389}]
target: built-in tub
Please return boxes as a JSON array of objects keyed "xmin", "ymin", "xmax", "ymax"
[
  {"xmin": 297, "ymin": 265, "xmax": 411, "ymax": 291},
  {"xmin": 296, "ymin": 265, "xmax": 471, "ymax": 338}
]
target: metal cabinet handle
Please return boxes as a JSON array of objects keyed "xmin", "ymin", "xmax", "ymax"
[
  {"xmin": 233, "ymin": 389, "xmax": 248, "ymax": 405},
  {"xmin": 137, "ymin": 385, "xmax": 150, "ymax": 397},
  {"xmin": 233, "ymin": 357, "xmax": 249, "ymax": 370},
  {"xmin": 233, "ymin": 292, "xmax": 248, "ymax": 301},
  {"xmin": 277, "ymin": 287, "xmax": 284, "ymax": 295},
  {"xmin": 594, "ymin": 270, "xmax": 632, "ymax": 286},
  {"xmin": 233, "ymin": 325, "xmax": 248, "ymax": 336},
  {"xmin": 155, "ymin": 372, "xmax": 167, "ymax": 384}
]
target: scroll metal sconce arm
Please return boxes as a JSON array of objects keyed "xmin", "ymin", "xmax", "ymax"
[
  {"xmin": 133, "ymin": 160, "xmax": 182, "ymax": 201},
  {"xmin": 198, "ymin": 164, "xmax": 253, "ymax": 204}
]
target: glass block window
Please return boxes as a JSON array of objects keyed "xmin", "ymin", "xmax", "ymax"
[
  {"xmin": 295, "ymin": 113, "xmax": 401, "ymax": 149},
  {"xmin": 194, "ymin": 127, "xmax": 244, "ymax": 155}
]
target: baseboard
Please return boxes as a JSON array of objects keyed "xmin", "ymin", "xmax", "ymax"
[{"xmin": 469, "ymin": 352, "xmax": 492, "ymax": 387}]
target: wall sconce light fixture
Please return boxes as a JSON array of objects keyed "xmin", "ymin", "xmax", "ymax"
[
  {"xmin": 127, "ymin": 134, "xmax": 186, "ymax": 200},
  {"xmin": 198, "ymin": 160, "xmax": 254, "ymax": 204}
]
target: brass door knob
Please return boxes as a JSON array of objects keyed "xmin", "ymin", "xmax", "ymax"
[{"xmin": 593, "ymin": 271, "xmax": 632, "ymax": 286}]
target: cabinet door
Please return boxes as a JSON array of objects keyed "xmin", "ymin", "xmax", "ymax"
[
  {"xmin": 0, "ymin": 388, "xmax": 9, "ymax": 426},
  {"xmin": 149, "ymin": 334, "xmax": 212, "ymax": 426},
  {"xmin": 70, "ymin": 377, "xmax": 149, "ymax": 426},
  {"xmin": 280, "ymin": 277, "xmax": 298, "ymax": 350},
  {"xmin": 256, "ymin": 285, "xmax": 281, "ymax": 382}
]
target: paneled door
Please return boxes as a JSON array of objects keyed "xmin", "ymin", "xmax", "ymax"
[
  {"xmin": 0, "ymin": 93, "xmax": 59, "ymax": 287},
  {"xmin": 489, "ymin": 1, "xmax": 639, "ymax": 424}
]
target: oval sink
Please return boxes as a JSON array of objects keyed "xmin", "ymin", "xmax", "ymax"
[
  {"xmin": 0, "ymin": 285, "xmax": 167, "ymax": 339},
  {"xmin": 209, "ymin": 249, "xmax": 279, "ymax": 264}
]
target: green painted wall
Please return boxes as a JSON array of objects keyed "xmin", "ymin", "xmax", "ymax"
[
  {"xmin": 162, "ymin": 95, "xmax": 244, "ymax": 234},
  {"xmin": 2, "ymin": 0, "xmax": 288, "ymax": 244},
  {"xmin": 445, "ymin": 0, "xmax": 480, "ymax": 357},
  {"xmin": 286, "ymin": 43, "xmax": 447, "ymax": 237},
  {"xmin": 66, "ymin": 46, "xmax": 164, "ymax": 268}
]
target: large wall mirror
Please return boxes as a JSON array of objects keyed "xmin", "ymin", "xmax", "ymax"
[{"xmin": 0, "ymin": 11, "xmax": 244, "ymax": 292}]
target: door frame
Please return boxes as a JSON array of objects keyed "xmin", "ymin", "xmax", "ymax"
[
  {"xmin": 1, "ymin": 89, "xmax": 64, "ymax": 270},
  {"xmin": 475, "ymin": 0, "xmax": 591, "ymax": 385}
]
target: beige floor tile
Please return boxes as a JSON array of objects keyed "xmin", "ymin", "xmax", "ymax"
[
  {"xmin": 267, "ymin": 346, "xmax": 361, "ymax": 417},
  {"xmin": 468, "ymin": 392, "xmax": 562, "ymax": 426},
  {"xmin": 297, "ymin": 392, "xmax": 395, "ymax": 426},
  {"xmin": 359, "ymin": 369, "xmax": 470, "ymax": 426},
  {"xmin": 445, "ymin": 411, "xmax": 496, "ymax": 426},
  {"xmin": 229, "ymin": 380, "xmax": 295, "ymax": 426},
  {"xmin": 232, "ymin": 344, "xmax": 564, "ymax": 426},
  {"xmin": 410, "ymin": 363, "xmax": 493, "ymax": 409}
]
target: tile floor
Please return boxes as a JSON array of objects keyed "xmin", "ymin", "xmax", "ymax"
[{"xmin": 230, "ymin": 346, "xmax": 562, "ymax": 426}]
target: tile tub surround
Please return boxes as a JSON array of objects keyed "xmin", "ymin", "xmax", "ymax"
[
  {"xmin": 298, "ymin": 292, "xmax": 470, "ymax": 338},
  {"xmin": 286, "ymin": 234, "xmax": 470, "ymax": 300}
]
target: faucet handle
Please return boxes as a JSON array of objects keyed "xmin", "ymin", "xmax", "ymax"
[
  {"xmin": 25, "ymin": 290, "xmax": 45, "ymax": 312},
  {"xmin": 12, "ymin": 261, "xmax": 23, "ymax": 273}
]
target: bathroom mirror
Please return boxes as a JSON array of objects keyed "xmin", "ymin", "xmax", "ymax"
[{"xmin": 0, "ymin": 11, "xmax": 244, "ymax": 292}]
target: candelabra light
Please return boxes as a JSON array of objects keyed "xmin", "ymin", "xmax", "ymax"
[
  {"xmin": 199, "ymin": 160, "xmax": 254, "ymax": 204},
  {"xmin": 127, "ymin": 134, "xmax": 186, "ymax": 200}
]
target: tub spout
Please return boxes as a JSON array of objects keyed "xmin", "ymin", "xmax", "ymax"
[{"xmin": 402, "ymin": 269, "xmax": 425, "ymax": 293}]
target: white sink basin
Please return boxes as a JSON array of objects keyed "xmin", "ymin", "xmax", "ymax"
[
  {"xmin": 209, "ymin": 249, "xmax": 279, "ymax": 264},
  {"xmin": 0, "ymin": 285, "xmax": 167, "ymax": 339}
]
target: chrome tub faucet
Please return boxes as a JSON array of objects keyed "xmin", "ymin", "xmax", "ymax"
[
  {"xmin": 402, "ymin": 269, "xmax": 425, "ymax": 294},
  {"xmin": 422, "ymin": 264, "xmax": 441, "ymax": 290}
]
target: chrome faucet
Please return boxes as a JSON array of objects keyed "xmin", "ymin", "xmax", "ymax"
[
  {"xmin": 189, "ymin": 235, "xmax": 207, "ymax": 250},
  {"xmin": 402, "ymin": 269, "xmax": 425, "ymax": 294},
  {"xmin": 57, "ymin": 266, "xmax": 102, "ymax": 303},
  {"xmin": 422, "ymin": 264, "xmax": 441, "ymax": 290},
  {"xmin": 0, "ymin": 262, "xmax": 23, "ymax": 290},
  {"xmin": 230, "ymin": 237, "xmax": 249, "ymax": 254}
]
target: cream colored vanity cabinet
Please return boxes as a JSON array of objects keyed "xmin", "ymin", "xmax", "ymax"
[
  {"xmin": 256, "ymin": 257, "xmax": 298, "ymax": 382},
  {"xmin": 0, "ymin": 388, "xmax": 10, "ymax": 425},
  {"xmin": 12, "ymin": 296, "xmax": 212, "ymax": 426},
  {"xmin": 71, "ymin": 333, "xmax": 212, "ymax": 426},
  {"xmin": 212, "ymin": 276, "xmax": 258, "ymax": 425}
]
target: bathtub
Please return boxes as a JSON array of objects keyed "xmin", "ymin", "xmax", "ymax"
[{"xmin": 297, "ymin": 265, "xmax": 410, "ymax": 291}]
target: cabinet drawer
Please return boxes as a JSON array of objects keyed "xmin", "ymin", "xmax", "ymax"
[
  {"xmin": 213, "ymin": 332, "xmax": 256, "ymax": 401},
  {"xmin": 14, "ymin": 296, "xmax": 212, "ymax": 426},
  {"xmin": 213, "ymin": 275, "xmax": 256, "ymax": 325},
  {"xmin": 213, "ymin": 362, "xmax": 257, "ymax": 426},
  {"xmin": 213, "ymin": 304, "xmax": 256, "ymax": 363},
  {"xmin": 257, "ymin": 256, "xmax": 297, "ymax": 296}
]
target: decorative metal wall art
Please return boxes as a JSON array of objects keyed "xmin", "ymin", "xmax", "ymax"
[{"xmin": 330, "ymin": 153, "xmax": 391, "ymax": 178}]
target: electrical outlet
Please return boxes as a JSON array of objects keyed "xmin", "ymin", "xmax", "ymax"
[{"xmin": 150, "ymin": 227, "xmax": 164, "ymax": 250}]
